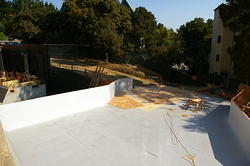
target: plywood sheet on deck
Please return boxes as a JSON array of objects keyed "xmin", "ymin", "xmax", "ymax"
[
  {"xmin": 108, "ymin": 96, "xmax": 143, "ymax": 109},
  {"xmin": 112, "ymin": 86, "xmax": 193, "ymax": 111}
]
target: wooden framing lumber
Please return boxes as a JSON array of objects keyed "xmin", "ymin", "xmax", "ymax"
[
  {"xmin": 89, "ymin": 64, "xmax": 105, "ymax": 88},
  {"xmin": 237, "ymin": 83, "xmax": 250, "ymax": 98},
  {"xmin": 0, "ymin": 47, "xmax": 4, "ymax": 71}
]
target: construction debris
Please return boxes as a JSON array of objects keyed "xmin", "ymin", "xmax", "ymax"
[{"xmin": 0, "ymin": 71, "xmax": 40, "ymax": 88}]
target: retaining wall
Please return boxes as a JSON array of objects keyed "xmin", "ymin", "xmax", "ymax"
[{"xmin": 0, "ymin": 78, "xmax": 133, "ymax": 131}]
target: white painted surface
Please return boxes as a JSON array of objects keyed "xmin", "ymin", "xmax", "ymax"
[
  {"xmin": 228, "ymin": 101, "xmax": 250, "ymax": 155},
  {"xmin": 0, "ymin": 78, "xmax": 133, "ymax": 131},
  {"xmin": 6, "ymin": 98, "xmax": 250, "ymax": 166},
  {"xmin": 2, "ymin": 84, "xmax": 46, "ymax": 104},
  {"xmin": 1, "ymin": 79, "xmax": 249, "ymax": 166}
]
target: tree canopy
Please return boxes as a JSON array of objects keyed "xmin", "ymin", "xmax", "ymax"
[
  {"xmin": 132, "ymin": 7, "xmax": 157, "ymax": 56},
  {"xmin": 59, "ymin": 0, "xmax": 132, "ymax": 57},
  {"xmin": 220, "ymin": 0, "xmax": 250, "ymax": 83},
  {"xmin": 0, "ymin": 0, "xmax": 215, "ymax": 83},
  {"xmin": 0, "ymin": 0, "xmax": 57, "ymax": 43},
  {"xmin": 0, "ymin": 0, "xmax": 13, "ymax": 33},
  {"xmin": 178, "ymin": 18, "xmax": 213, "ymax": 76},
  {"xmin": 0, "ymin": 32, "xmax": 8, "ymax": 41}
]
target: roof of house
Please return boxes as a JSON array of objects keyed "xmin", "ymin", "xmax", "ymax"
[{"xmin": 0, "ymin": 79, "xmax": 249, "ymax": 166}]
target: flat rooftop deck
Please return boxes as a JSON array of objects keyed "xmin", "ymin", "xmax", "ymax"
[{"xmin": 6, "ymin": 90, "xmax": 250, "ymax": 166}]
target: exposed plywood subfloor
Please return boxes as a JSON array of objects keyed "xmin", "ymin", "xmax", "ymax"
[
  {"xmin": 109, "ymin": 86, "xmax": 196, "ymax": 111},
  {"xmin": 108, "ymin": 96, "xmax": 143, "ymax": 109}
]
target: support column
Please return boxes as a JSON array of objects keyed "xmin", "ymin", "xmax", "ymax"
[
  {"xmin": 23, "ymin": 52, "xmax": 30, "ymax": 81},
  {"xmin": 0, "ymin": 47, "xmax": 5, "ymax": 72}
]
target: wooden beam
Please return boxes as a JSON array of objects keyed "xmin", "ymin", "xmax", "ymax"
[
  {"xmin": 0, "ymin": 47, "xmax": 5, "ymax": 71},
  {"xmin": 0, "ymin": 122, "xmax": 15, "ymax": 166},
  {"xmin": 23, "ymin": 52, "xmax": 30, "ymax": 81}
]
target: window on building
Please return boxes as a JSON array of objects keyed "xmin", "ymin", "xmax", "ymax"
[
  {"xmin": 217, "ymin": 36, "xmax": 221, "ymax": 43},
  {"xmin": 216, "ymin": 54, "xmax": 220, "ymax": 62}
]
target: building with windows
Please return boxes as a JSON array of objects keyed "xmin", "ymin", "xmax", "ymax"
[{"xmin": 209, "ymin": 5, "xmax": 234, "ymax": 76}]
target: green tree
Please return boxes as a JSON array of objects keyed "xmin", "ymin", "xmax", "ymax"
[
  {"xmin": 0, "ymin": 0, "xmax": 14, "ymax": 33},
  {"xmin": 155, "ymin": 24, "xmax": 182, "ymax": 58},
  {"xmin": 93, "ymin": 17, "xmax": 124, "ymax": 56},
  {"xmin": 61, "ymin": 0, "xmax": 132, "ymax": 57},
  {"xmin": 178, "ymin": 18, "xmax": 212, "ymax": 76},
  {"xmin": 6, "ymin": 0, "xmax": 57, "ymax": 43},
  {"xmin": 40, "ymin": 11, "xmax": 65, "ymax": 43},
  {"xmin": 12, "ymin": 0, "xmax": 29, "ymax": 11},
  {"xmin": 131, "ymin": 7, "xmax": 157, "ymax": 57},
  {"xmin": 145, "ymin": 24, "xmax": 182, "ymax": 77},
  {"xmin": 220, "ymin": 1, "xmax": 250, "ymax": 83},
  {"xmin": 0, "ymin": 32, "xmax": 8, "ymax": 40}
]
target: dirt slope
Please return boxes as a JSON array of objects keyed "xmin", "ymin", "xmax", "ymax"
[{"xmin": 50, "ymin": 57, "xmax": 163, "ymax": 86}]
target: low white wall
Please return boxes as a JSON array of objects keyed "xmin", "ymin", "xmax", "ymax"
[
  {"xmin": 109, "ymin": 78, "xmax": 133, "ymax": 98},
  {"xmin": 228, "ymin": 101, "xmax": 250, "ymax": 155},
  {"xmin": 3, "ymin": 84, "xmax": 46, "ymax": 104},
  {"xmin": 0, "ymin": 78, "xmax": 133, "ymax": 131}
]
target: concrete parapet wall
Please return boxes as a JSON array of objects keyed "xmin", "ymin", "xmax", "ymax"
[
  {"xmin": 109, "ymin": 78, "xmax": 133, "ymax": 97},
  {"xmin": 0, "ymin": 78, "xmax": 133, "ymax": 131},
  {"xmin": 2, "ymin": 84, "xmax": 46, "ymax": 104},
  {"xmin": 228, "ymin": 101, "xmax": 250, "ymax": 155}
]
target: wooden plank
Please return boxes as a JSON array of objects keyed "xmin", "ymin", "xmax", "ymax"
[
  {"xmin": 237, "ymin": 83, "xmax": 250, "ymax": 98},
  {"xmin": 0, "ymin": 122, "xmax": 15, "ymax": 166},
  {"xmin": 109, "ymin": 96, "xmax": 143, "ymax": 109},
  {"xmin": 0, "ymin": 48, "xmax": 5, "ymax": 71}
]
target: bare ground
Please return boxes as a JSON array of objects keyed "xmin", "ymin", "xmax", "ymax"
[{"xmin": 50, "ymin": 57, "xmax": 164, "ymax": 87}]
